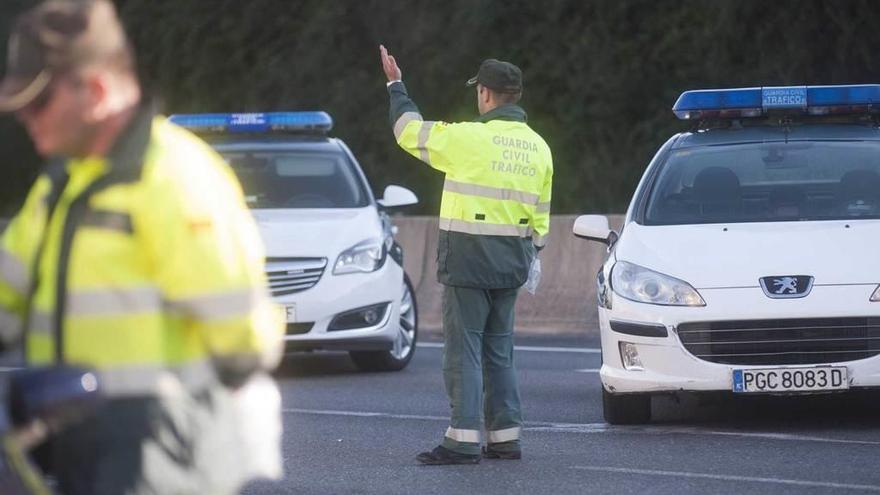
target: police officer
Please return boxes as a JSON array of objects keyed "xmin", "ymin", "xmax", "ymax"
[
  {"xmin": 380, "ymin": 46, "xmax": 553, "ymax": 464},
  {"xmin": 0, "ymin": 1, "xmax": 284, "ymax": 493}
]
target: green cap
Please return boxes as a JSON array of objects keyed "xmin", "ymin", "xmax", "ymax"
[
  {"xmin": 466, "ymin": 59, "xmax": 522, "ymax": 94},
  {"xmin": 0, "ymin": 0, "xmax": 130, "ymax": 112}
]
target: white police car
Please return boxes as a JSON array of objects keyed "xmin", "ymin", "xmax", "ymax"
[
  {"xmin": 573, "ymin": 85, "xmax": 880, "ymax": 423},
  {"xmin": 170, "ymin": 112, "xmax": 419, "ymax": 371}
]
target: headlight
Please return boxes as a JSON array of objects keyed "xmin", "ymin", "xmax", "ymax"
[
  {"xmin": 333, "ymin": 239, "xmax": 387, "ymax": 275},
  {"xmin": 611, "ymin": 261, "xmax": 705, "ymax": 307},
  {"xmin": 871, "ymin": 286, "xmax": 880, "ymax": 302}
]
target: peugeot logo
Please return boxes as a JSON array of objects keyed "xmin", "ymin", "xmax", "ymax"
[{"xmin": 759, "ymin": 275, "xmax": 814, "ymax": 299}]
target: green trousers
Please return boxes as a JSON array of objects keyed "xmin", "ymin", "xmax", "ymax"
[{"xmin": 441, "ymin": 285, "xmax": 523, "ymax": 455}]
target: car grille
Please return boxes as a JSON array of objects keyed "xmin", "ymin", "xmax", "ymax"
[
  {"xmin": 266, "ymin": 258, "xmax": 327, "ymax": 296},
  {"xmin": 677, "ymin": 317, "xmax": 880, "ymax": 365}
]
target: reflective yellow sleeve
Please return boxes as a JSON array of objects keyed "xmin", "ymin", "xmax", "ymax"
[
  {"xmin": 0, "ymin": 178, "xmax": 51, "ymax": 345},
  {"xmin": 394, "ymin": 118, "xmax": 458, "ymax": 174},
  {"xmin": 533, "ymin": 165, "xmax": 553, "ymax": 247},
  {"xmin": 141, "ymin": 129, "xmax": 284, "ymax": 371}
]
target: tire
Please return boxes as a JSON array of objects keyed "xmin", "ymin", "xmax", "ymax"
[
  {"xmin": 350, "ymin": 273, "xmax": 418, "ymax": 372},
  {"xmin": 602, "ymin": 388, "xmax": 652, "ymax": 424}
]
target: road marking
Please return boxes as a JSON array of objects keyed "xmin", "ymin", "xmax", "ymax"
[
  {"xmin": 0, "ymin": 366, "xmax": 21, "ymax": 372},
  {"xmin": 284, "ymin": 407, "xmax": 603, "ymax": 429},
  {"xmin": 284, "ymin": 408, "xmax": 880, "ymax": 445},
  {"xmin": 570, "ymin": 466, "xmax": 880, "ymax": 492},
  {"xmin": 574, "ymin": 368, "xmax": 601, "ymax": 373},
  {"xmin": 531, "ymin": 423, "xmax": 880, "ymax": 445},
  {"xmin": 284, "ymin": 408, "xmax": 448, "ymax": 422},
  {"xmin": 418, "ymin": 342, "xmax": 601, "ymax": 354}
]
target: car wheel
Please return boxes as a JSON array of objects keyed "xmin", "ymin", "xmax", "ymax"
[
  {"xmin": 350, "ymin": 273, "xmax": 418, "ymax": 372},
  {"xmin": 602, "ymin": 388, "xmax": 651, "ymax": 424}
]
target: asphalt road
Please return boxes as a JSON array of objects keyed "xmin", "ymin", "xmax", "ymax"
[{"xmin": 246, "ymin": 333, "xmax": 880, "ymax": 495}]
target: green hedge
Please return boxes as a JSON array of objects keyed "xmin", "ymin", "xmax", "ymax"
[{"xmin": 0, "ymin": 0, "xmax": 877, "ymax": 215}]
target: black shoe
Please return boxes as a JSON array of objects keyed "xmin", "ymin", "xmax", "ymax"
[
  {"xmin": 416, "ymin": 445, "xmax": 480, "ymax": 465},
  {"xmin": 482, "ymin": 445, "xmax": 522, "ymax": 460}
]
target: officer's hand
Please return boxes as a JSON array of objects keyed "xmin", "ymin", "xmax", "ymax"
[{"xmin": 379, "ymin": 45, "xmax": 402, "ymax": 82}]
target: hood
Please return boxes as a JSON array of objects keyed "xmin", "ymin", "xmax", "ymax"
[
  {"xmin": 615, "ymin": 220, "xmax": 880, "ymax": 288},
  {"xmin": 251, "ymin": 207, "xmax": 382, "ymax": 259}
]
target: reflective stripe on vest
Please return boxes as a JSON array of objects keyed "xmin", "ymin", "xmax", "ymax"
[
  {"xmin": 0, "ymin": 248, "xmax": 29, "ymax": 294},
  {"xmin": 536, "ymin": 201, "xmax": 551, "ymax": 214},
  {"xmin": 416, "ymin": 121, "xmax": 435, "ymax": 165},
  {"xmin": 445, "ymin": 426, "xmax": 480, "ymax": 444},
  {"xmin": 27, "ymin": 308, "xmax": 51, "ymax": 336},
  {"xmin": 439, "ymin": 218, "xmax": 533, "ymax": 238},
  {"xmin": 443, "ymin": 179, "xmax": 540, "ymax": 207},
  {"xmin": 96, "ymin": 359, "xmax": 216, "ymax": 397},
  {"xmin": 67, "ymin": 286, "xmax": 161, "ymax": 316},
  {"xmin": 394, "ymin": 112, "xmax": 423, "ymax": 140},
  {"xmin": 56, "ymin": 286, "xmax": 263, "ymax": 321},
  {"xmin": 164, "ymin": 288, "xmax": 266, "ymax": 322},
  {"xmin": 487, "ymin": 426, "xmax": 521, "ymax": 443},
  {"xmin": 0, "ymin": 307, "xmax": 21, "ymax": 343}
]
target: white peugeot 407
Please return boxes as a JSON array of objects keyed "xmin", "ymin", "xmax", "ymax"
[
  {"xmin": 170, "ymin": 112, "xmax": 420, "ymax": 371},
  {"xmin": 573, "ymin": 85, "xmax": 880, "ymax": 423}
]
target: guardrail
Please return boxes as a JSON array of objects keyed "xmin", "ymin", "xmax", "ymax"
[{"xmin": 394, "ymin": 214, "xmax": 624, "ymax": 334}]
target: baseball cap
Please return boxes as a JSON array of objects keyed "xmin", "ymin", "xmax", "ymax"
[
  {"xmin": 0, "ymin": 0, "xmax": 129, "ymax": 112},
  {"xmin": 465, "ymin": 59, "xmax": 523, "ymax": 94}
]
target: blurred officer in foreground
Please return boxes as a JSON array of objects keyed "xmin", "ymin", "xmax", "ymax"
[
  {"xmin": 380, "ymin": 45, "xmax": 553, "ymax": 464},
  {"xmin": 0, "ymin": 1, "xmax": 284, "ymax": 493}
]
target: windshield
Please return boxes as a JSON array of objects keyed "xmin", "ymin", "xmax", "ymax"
[
  {"xmin": 220, "ymin": 150, "xmax": 369, "ymax": 208},
  {"xmin": 644, "ymin": 141, "xmax": 880, "ymax": 225}
]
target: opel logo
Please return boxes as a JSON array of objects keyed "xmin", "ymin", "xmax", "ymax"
[{"xmin": 759, "ymin": 275, "xmax": 814, "ymax": 299}]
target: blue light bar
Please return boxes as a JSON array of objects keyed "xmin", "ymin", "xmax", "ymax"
[
  {"xmin": 673, "ymin": 84, "xmax": 880, "ymax": 120},
  {"xmin": 168, "ymin": 111, "xmax": 333, "ymax": 134}
]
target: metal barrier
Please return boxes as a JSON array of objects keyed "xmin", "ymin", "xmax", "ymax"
[{"xmin": 394, "ymin": 214, "xmax": 624, "ymax": 334}]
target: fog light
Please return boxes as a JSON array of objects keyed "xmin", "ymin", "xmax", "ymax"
[
  {"xmin": 364, "ymin": 309, "xmax": 380, "ymax": 325},
  {"xmin": 619, "ymin": 342, "xmax": 644, "ymax": 371},
  {"xmin": 328, "ymin": 303, "xmax": 390, "ymax": 331}
]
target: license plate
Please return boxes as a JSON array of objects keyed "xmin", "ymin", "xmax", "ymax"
[
  {"xmin": 732, "ymin": 366, "xmax": 848, "ymax": 393},
  {"xmin": 277, "ymin": 303, "xmax": 296, "ymax": 323}
]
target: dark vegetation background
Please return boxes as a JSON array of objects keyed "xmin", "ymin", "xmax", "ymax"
[{"xmin": 0, "ymin": 0, "xmax": 878, "ymax": 215}]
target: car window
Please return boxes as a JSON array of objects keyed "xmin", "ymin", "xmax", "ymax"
[
  {"xmin": 220, "ymin": 150, "xmax": 369, "ymax": 208},
  {"xmin": 644, "ymin": 140, "xmax": 880, "ymax": 225}
]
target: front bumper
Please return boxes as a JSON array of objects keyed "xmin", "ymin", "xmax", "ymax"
[
  {"xmin": 599, "ymin": 284, "xmax": 880, "ymax": 394},
  {"xmin": 276, "ymin": 259, "xmax": 403, "ymax": 352}
]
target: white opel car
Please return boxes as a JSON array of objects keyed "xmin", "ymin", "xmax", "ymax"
[
  {"xmin": 573, "ymin": 85, "xmax": 880, "ymax": 423},
  {"xmin": 170, "ymin": 112, "xmax": 419, "ymax": 371}
]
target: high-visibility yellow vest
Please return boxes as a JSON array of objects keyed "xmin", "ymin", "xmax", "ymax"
[
  {"xmin": 0, "ymin": 106, "xmax": 283, "ymax": 396},
  {"xmin": 393, "ymin": 99, "xmax": 553, "ymax": 288}
]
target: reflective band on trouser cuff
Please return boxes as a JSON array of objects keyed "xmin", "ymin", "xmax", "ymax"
[
  {"xmin": 533, "ymin": 234, "xmax": 547, "ymax": 248},
  {"xmin": 165, "ymin": 287, "xmax": 266, "ymax": 321},
  {"xmin": 393, "ymin": 112, "xmax": 423, "ymax": 140},
  {"xmin": 96, "ymin": 359, "xmax": 216, "ymax": 397},
  {"xmin": 416, "ymin": 121, "xmax": 435, "ymax": 165},
  {"xmin": 487, "ymin": 426, "xmax": 521, "ymax": 444},
  {"xmin": 66, "ymin": 286, "xmax": 161, "ymax": 316},
  {"xmin": 445, "ymin": 427, "xmax": 480, "ymax": 444},
  {"xmin": 439, "ymin": 218, "xmax": 532, "ymax": 238},
  {"xmin": 536, "ymin": 201, "xmax": 551, "ymax": 214},
  {"xmin": 0, "ymin": 307, "xmax": 22, "ymax": 343},
  {"xmin": 0, "ymin": 248, "xmax": 29, "ymax": 294},
  {"xmin": 443, "ymin": 179, "xmax": 540, "ymax": 206}
]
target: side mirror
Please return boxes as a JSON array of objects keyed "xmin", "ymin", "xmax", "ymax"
[
  {"xmin": 572, "ymin": 215, "xmax": 618, "ymax": 245},
  {"xmin": 378, "ymin": 185, "xmax": 418, "ymax": 208}
]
